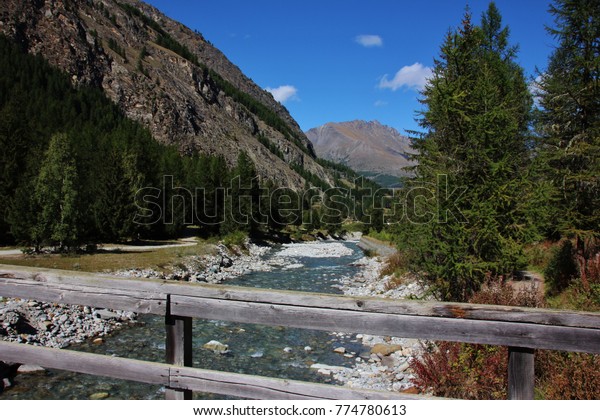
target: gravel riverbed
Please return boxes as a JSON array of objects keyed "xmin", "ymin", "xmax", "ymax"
[{"xmin": 1, "ymin": 236, "xmax": 428, "ymax": 396}]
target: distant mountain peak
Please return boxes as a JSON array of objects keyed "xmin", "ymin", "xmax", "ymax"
[{"xmin": 306, "ymin": 120, "xmax": 414, "ymax": 178}]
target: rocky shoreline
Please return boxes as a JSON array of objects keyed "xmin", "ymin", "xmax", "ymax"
[
  {"xmin": 323, "ymin": 251, "xmax": 428, "ymax": 394},
  {"xmin": 1, "ymin": 235, "xmax": 426, "ymax": 396},
  {"xmin": 0, "ymin": 299, "xmax": 136, "ymax": 390}
]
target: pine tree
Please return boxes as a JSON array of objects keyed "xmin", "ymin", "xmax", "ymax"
[
  {"xmin": 32, "ymin": 133, "xmax": 81, "ymax": 251},
  {"xmin": 227, "ymin": 151, "xmax": 261, "ymax": 234},
  {"xmin": 537, "ymin": 0, "xmax": 600, "ymax": 257},
  {"xmin": 405, "ymin": 5, "xmax": 535, "ymax": 301}
]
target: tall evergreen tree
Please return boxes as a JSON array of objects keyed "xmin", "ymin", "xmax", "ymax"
[
  {"xmin": 403, "ymin": 4, "xmax": 535, "ymax": 301},
  {"xmin": 32, "ymin": 133, "xmax": 81, "ymax": 251},
  {"xmin": 537, "ymin": 0, "xmax": 600, "ymax": 257},
  {"xmin": 226, "ymin": 151, "xmax": 261, "ymax": 234}
]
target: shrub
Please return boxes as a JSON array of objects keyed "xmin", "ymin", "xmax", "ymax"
[
  {"xmin": 380, "ymin": 252, "xmax": 409, "ymax": 278},
  {"xmin": 544, "ymin": 240, "xmax": 578, "ymax": 296},
  {"xmin": 410, "ymin": 276, "xmax": 542, "ymax": 399},
  {"xmin": 221, "ymin": 231, "xmax": 247, "ymax": 250},
  {"xmin": 410, "ymin": 341, "xmax": 508, "ymax": 399},
  {"xmin": 536, "ymin": 351, "xmax": 600, "ymax": 399}
]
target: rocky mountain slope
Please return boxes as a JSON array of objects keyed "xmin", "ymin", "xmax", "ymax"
[
  {"xmin": 306, "ymin": 120, "xmax": 413, "ymax": 178},
  {"xmin": 0, "ymin": 0, "xmax": 328, "ymax": 189}
]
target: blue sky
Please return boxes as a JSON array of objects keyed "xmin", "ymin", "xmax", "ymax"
[{"xmin": 145, "ymin": 0, "xmax": 556, "ymax": 136}]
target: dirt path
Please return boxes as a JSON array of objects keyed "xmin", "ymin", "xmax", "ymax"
[
  {"xmin": 0, "ymin": 237, "xmax": 199, "ymax": 256},
  {"xmin": 357, "ymin": 236, "xmax": 397, "ymax": 257}
]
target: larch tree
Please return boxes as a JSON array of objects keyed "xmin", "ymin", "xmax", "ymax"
[
  {"xmin": 404, "ymin": 4, "xmax": 535, "ymax": 301},
  {"xmin": 537, "ymin": 0, "xmax": 600, "ymax": 272}
]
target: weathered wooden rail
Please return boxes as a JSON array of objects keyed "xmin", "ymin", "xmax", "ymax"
[{"xmin": 0, "ymin": 264, "xmax": 599, "ymax": 400}]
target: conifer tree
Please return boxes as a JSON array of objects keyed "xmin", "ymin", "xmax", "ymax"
[
  {"xmin": 32, "ymin": 133, "xmax": 81, "ymax": 251},
  {"xmin": 404, "ymin": 4, "xmax": 535, "ymax": 301},
  {"xmin": 537, "ymin": 0, "xmax": 600, "ymax": 257}
]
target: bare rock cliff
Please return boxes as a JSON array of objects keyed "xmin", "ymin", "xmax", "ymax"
[{"xmin": 0, "ymin": 0, "xmax": 329, "ymax": 189}]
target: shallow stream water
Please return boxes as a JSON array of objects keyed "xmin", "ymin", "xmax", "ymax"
[{"xmin": 1, "ymin": 241, "xmax": 368, "ymax": 400}]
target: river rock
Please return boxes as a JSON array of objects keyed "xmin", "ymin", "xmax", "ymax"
[
  {"xmin": 283, "ymin": 347, "xmax": 293, "ymax": 353},
  {"xmin": 370, "ymin": 343, "xmax": 403, "ymax": 356},
  {"xmin": 94, "ymin": 309, "xmax": 119, "ymax": 320},
  {"xmin": 203, "ymin": 340, "xmax": 229, "ymax": 353},
  {"xmin": 397, "ymin": 362, "xmax": 411, "ymax": 373},
  {"xmin": 304, "ymin": 346, "xmax": 312, "ymax": 352},
  {"xmin": 333, "ymin": 346, "xmax": 346, "ymax": 354},
  {"xmin": 17, "ymin": 365, "xmax": 45, "ymax": 374},
  {"xmin": 89, "ymin": 392, "xmax": 110, "ymax": 400},
  {"xmin": 309, "ymin": 364, "xmax": 352, "ymax": 373}
]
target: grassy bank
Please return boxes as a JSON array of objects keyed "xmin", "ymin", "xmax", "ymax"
[{"xmin": 0, "ymin": 242, "xmax": 215, "ymax": 273}]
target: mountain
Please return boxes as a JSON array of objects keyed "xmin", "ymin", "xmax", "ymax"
[
  {"xmin": 0, "ymin": 0, "xmax": 328, "ymax": 189},
  {"xmin": 306, "ymin": 120, "xmax": 414, "ymax": 179}
]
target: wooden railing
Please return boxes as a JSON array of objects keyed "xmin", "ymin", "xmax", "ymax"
[{"xmin": 1, "ymin": 264, "xmax": 599, "ymax": 400}]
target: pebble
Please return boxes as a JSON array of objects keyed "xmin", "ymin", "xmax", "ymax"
[
  {"xmin": 89, "ymin": 392, "xmax": 110, "ymax": 400},
  {"xmin": 17, "ymin": 365, "xmax": 45, "ymax": 374},
  {"xmin": 333, "ymin": 347, "xmax": 346, "ymax": 354},
  {"xmin": 304, "ymin": 346, "xmax": 312, "ymax": 352},
  {"xmin": 203, "ymin": 340, "xmax": 229, "ymax": 353},
  {"xmin": 283, "ymin": 347, "xmax": 293, "ymax": 353}
]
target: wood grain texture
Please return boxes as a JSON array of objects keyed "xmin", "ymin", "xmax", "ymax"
[
  {"xmin": 0, "ymin": 341, "xmax": 435, "ymax": 400},
  {"xmin": 0, "ymin": 340, "xmax": 169, "ymax": 385},
  {"xmin": 508, "ymin": 347, "xmax": 535, "ymax": 400},
  {"xmin": 169, "ymin": 367, "xmax": 434, "ymax": 400},
  {"xmin": 170, "ymin": 296, "xmax": 600, "ymax": 354},
  {"xmin": 0, "ymin": 264, "xmax": 167, "ymax": 315},
  {"xmin": 165, "ymin": 314, "xmax": 193, "ymax": 400}
]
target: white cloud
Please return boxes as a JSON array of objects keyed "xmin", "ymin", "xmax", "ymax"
[
  {"xmin": 379, "ymin": 62, "xmax": 433, "ymax": 91},
  {"xmin": 266, "ymin": 85, "xmax": 298, "ymax": 104},
  {"xmin": 355, "ymin": 34, "xmax": 383, "ymax": 47},
  {"xmin": 374, "ymin": 100, "xmax": 388, "ymax": 107}
]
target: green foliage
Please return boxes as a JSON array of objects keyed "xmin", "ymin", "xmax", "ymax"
[
  {"xmin": 544, "ymin": 240, "xmax": 578, "ymax": 296},
  {"xmin": 155, "ymin": 33, "xmax": 200, "ymax": 66},
  {"xmin": 107, "ymin": 38, "xmax": 127, "ymax": 61},
  {"xmin": 398, "ymin": 4, "xmax": 536, "ymax": 301},
  {"xmin": 257, "ymin": 134, "xmax": 284, "ymax": 160},
  {"xmin": 536, "ymin": 0, "xmax": 600, "ymax": 251},
  {"xmin": 221, "ymin": 230, "xmax": 248, "ymax": 249},
  {"xmin": 32, "ymin": 133, "xmax": 81, "ymax": 251}
]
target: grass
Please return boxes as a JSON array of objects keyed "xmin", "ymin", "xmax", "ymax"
[
  {"xmin": 524, "ymin": 240, "xmax": 559, "ymax": 273},
  {"xmin": 0, "ymin": 242, "xmax": 215, "ymax": 273}
]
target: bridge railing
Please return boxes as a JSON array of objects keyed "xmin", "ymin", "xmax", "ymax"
[{"xmin": 1, "ymin": 264, "xmax": 599, "ymax": 400}]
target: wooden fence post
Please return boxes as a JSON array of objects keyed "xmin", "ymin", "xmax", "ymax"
[
  {"xmin": 508, "ymin": 347, "xmax": 535, "ymax": 400},
  {"xmin": 165, "ymin": 295, "xmax": 193, "ymax": 400}
]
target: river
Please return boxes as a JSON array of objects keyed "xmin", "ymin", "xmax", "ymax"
[{"xmin": 1, "ymin": 240, "xmax": 370, "ymax": 400}]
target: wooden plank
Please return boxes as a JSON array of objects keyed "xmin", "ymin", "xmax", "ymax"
[
  {"xmin": 508, "ymin": 347, "xmax": 535, "ymax": 400},
  {"xmin": 165, "ymin": 313, "xmax": 193, "ymax": 400},
  {"xmin": 171, "ymin": 296, "xmax": 600, "ymax": 354},
  {"xmin": 162, "ymin": 282, "xmax": 600, "ymax": 329},
  {"xmin": 0, "ymin": 265, "xmax": 167, "ymax": 315},
  {"xmin": 0, "ymin": 341, "xmax": 169, "ymax": 385},
  {"xmin": 2, "ymin": 264, "xmax": 600, "ymax": 329},
  {"xmin": 170, "ymin": 367, "xmax": 436, "ymax": 400}
]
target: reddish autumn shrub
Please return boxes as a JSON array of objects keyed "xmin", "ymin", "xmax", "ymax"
[
  {"xmin": 536, "ymin": 351, "xmax": 600, "ymax": 399},
  {"xmin": 410, "ymin": 341, "xmax": 508, "ymax": 399},
  {"xmin": 409, "ymin": 276, "xmax": 542, "ymax": 399},
  {"xmin": 410, "ymin": 275, "xmax": 600, "ymax": 399}
]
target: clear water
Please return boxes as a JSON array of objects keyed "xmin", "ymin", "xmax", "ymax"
[{"xmin": 1, "ymin": 241, "xmax": 367, "ymax": 400}]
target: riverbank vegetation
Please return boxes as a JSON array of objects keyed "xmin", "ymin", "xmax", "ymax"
[{"xmin": 380, "ymin": 0, "xmax": 599, "ymax": 399}]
